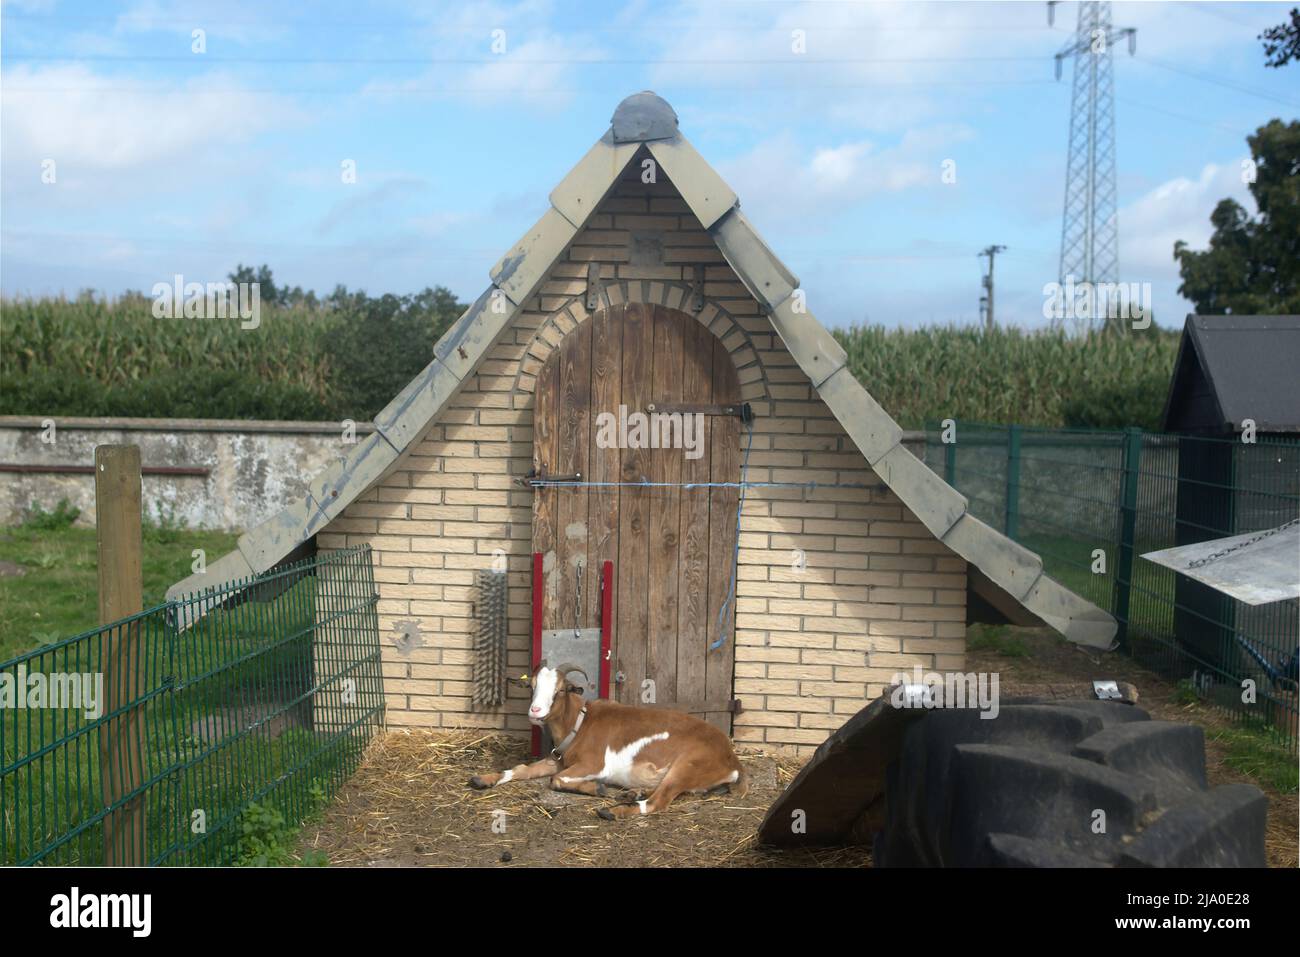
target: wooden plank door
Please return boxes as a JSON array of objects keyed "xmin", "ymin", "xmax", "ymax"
[{"xmin": 532, "ymin": 303, "xmax": 741, "ymax": 732}]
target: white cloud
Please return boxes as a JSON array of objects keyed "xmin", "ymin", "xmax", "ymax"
[
  {"xmin": 361, "ymin": 0, "xmax": 602, "ymax": 107},
  {"xmin": 645, "ymin": 1, "xmax": 1057, "ymax": 132},
  {"xmin": 113, "ymin": 0, "xmax": 289, "ymax": 45},
  {"xmin": 1118, "ymin": 158, "xmax": 1256, "ymax": 323},
  {"xmin": 1119, "ymin": 160, "xmax": 1254, "ymax": 281},
  {"xmin": 719, "ymin": 124, "xmax": 974, "ymax": 230},
  {"xmin": 1, "ymin": 64, "xmax": 301, "ymax": 173}
]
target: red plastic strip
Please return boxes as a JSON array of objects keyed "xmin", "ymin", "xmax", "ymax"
[
  {"xmin": 530, "ymin": 551, "xmax": 544, "ymax": 757},
  {"xmin": 599, "ymin": 560, "xmax": 613, "ymax": 699}
]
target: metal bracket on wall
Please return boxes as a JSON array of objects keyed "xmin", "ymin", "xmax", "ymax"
[
  {"xmin": 691, "ymin": 264, "xmax": 705, "ymax": 313},
  {"xmin": 519, "ymin": 468, "xmax": 582, "ymax": 488},
  {"xmin": 586, "ymin": 263, "xmax": 601, "ymax": 311}
]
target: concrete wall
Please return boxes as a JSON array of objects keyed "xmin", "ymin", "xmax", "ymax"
[
  {"xmin": 0, "ymin": 417, "xmax": 367, "ymax": 531},
  {"xmin": 316, "ymin": 158, "xmax": 964, "ymax": 755}
]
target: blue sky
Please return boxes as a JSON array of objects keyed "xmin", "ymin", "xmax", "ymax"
[{"xmin": 2, "ymin": 0, "xmax": 1296, "ymax": 329}]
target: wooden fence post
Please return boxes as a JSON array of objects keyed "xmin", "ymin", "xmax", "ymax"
[{"xmin": 95, "ymin": 445, "xmax": 147, "ymax": 865}]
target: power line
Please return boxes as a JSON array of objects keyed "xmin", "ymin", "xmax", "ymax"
[
  {"xmin": 0, "ymin": 11, "xmax": 1099, "ymax": 34},
  {"xmin": 1172, "ymin": 1, "xmax": 1263, "ymax": 29},
  {"xmin": 1, "ymin": 78, "xmax": 1059, "ymax": 95},
  {"xmin": 4, "ymin": 51, "xmax": 1052, "ymax": 65},
  {"xmin": 1115, "ymin": 95, "xmax": 1260, "ymax": 136},
  {"xmin": 1133, "ymin": 55, "xmax": 1300, "ymax": 109}
]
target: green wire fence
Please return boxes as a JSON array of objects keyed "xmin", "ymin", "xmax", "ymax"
[
  {"xmin": 0, "ymin": 544, "xmax": 384, "ymax": 865},
  {"xmin": 927, "ymin": 422, "xmax": 1299, "ymax": 753}
]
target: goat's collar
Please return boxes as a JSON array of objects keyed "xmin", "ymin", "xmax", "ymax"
[{"xmin": 550, "ymin": 699, "xmax": 588, "ymax": 759}]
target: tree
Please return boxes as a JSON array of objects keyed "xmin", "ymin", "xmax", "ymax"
[
  {"xmin": 228, "ymin": 263, "xmax": 280, "ymax": 306},
  {"xmin": 1173, "ymin": 120, "xmax": 1300, "ymax": 315},
  {"xmin": 1260, "ymin": 7, "xmax": 1300, "ymax": 67},
  {"xmin": 324, "ymin": 286, "xmax": 464, "ymax": 417}
]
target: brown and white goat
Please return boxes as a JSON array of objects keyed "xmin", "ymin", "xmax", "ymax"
[{"xmin": 468, "ymin": 662, "xmax": 747, "ymax": 819}]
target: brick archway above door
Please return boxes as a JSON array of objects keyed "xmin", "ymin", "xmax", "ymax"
[{"xmin": 512, "ymin": 279, "xmax": 771, "ymax": 406}]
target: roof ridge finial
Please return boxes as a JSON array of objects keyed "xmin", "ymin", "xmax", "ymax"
[{"xmin": 611, "ymin": 91, "xmax": 678, "ymax": 143}]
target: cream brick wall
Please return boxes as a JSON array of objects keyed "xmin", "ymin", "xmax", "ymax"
[{"xmin": 318, "ymin": 154, "xmax": 967, "ymax": 755}]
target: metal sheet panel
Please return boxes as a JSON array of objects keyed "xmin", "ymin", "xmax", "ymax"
[
  {"xmin": 540, "ymin": 628, "xmax": 604, "ymax": 701},
  {"xmin": 1142, "ymin": 521, "xmax": 1300, "ymax": 606}
]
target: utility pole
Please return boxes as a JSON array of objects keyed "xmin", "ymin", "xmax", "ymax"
[
  {"xmin": 1050, "ymin": 1, "xmax": 1136, "ymax": 332},
  {"xmin": 979, "ymin": 245, "xmax": 1006, "ymax": 330}
]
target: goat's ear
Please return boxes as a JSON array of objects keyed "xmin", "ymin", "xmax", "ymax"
[{"xmin": 565, "ymin": 681, "xmax": 584, "ymax": 694}]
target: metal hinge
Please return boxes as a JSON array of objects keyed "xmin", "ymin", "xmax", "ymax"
[
  {"xmin": 647, "ymin": 402, "xmax": 752, "ymax": 420},
  {"xmin": 585, "ymin": 262, "xmax": 601, "ymax": 311},
  {"xmin": 691, "ymin": 264, "xmax": 705, "ymax": 312}
]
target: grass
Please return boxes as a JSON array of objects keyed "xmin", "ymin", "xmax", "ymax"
[
  {"xmin": 0, "ymin": 524, "xmax": 238, "ymax": 663},
  {"xmin": 1, "ymin": 538, "xmax": 383, "ymax": 866},
  {"xmin": 1212, "ymin": 721, "xmax": 1300, "ymax": 795},
  {"xmin": 967, "ymin": 624, "xmax": 1030, "ymax": 658}
]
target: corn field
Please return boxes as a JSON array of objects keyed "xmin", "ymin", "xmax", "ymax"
[
  {"xmin": 2, "ymin": 295, "xmax": 335, "ymax": 394},
  {"xmin": 1, "ymin": 296, "xmax": 1181, "ymax": 427},
  {"xmin": 835, "ymin": 324, "xmax": 1181, "ymax": 429}
]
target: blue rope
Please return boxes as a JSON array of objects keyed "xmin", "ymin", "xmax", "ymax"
[
  {"xmin": 530, "ymin": 478, "xmax": 874, "ymax": 491},
  {"xmin": 711, "ymin": 418, "xmax": 755, "ymax": 652}
]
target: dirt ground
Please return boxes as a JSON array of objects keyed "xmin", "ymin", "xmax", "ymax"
[
  {"xmin": 298, "ymin": 626, "xmax": 1297, "ymax": 868},
  {"xmin": 295, "ymin": 730, "xmax": 869, "ymax": 867}
]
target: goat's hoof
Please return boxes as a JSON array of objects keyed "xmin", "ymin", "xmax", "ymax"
[
  {"xmin": 596, "ymin": 807, "xmax": 616, "ymax": 821},
  {"xmin": 595, "ymin": 782, "xmax": 607, "ymax": 797},
  {"xmin": 468, "ymin": 776, "xmax": 490, "ymax": 790},
  {"xmin": 617, "ymin": 790, "xmax": 641, "ymax": 805}
]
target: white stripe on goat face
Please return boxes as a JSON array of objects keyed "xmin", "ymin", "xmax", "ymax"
[{"xmin": 529, "ymin": 666, "xmax": 559, "ymax": 725}]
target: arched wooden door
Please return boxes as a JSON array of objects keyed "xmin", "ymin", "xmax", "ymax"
[{"xmin": 532, "ymin": 303, "xmax": 741, "ymax": 732}]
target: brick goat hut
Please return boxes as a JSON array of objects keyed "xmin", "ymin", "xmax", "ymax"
[{"xmin": 171, "ymin": 92, "xmax": 1115, "ymax": 754}]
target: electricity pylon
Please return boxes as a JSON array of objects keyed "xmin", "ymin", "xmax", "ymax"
[{"xmin": 1050, "ymin": 1, "xmax": 1135, "ymax": 331}]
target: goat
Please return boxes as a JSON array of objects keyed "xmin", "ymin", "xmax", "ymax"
[{"xmin": 467, "ymin": 662, "xmax": 747, "ymax": 819}]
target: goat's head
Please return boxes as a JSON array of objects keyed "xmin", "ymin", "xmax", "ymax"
[{"xmin": 526, "ymin": 660, "xmax": 588, "ymax": 726}]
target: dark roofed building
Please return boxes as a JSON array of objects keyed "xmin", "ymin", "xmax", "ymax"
[
  {"xmin": 1162, "ymin": 315, "xmax": 1300, "ymax": 435},
  {"xmin": 1161, "ymin": 314, "xmax": 1300, "ymax": 677}
]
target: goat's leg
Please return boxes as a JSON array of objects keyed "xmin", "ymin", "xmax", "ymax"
[
  {"xmin": 549, "ymin": 760, "xmax": 607, "ymax": 797},
  {"xmin": 597, "ymin": 760, "xmax": 700, "ymax": 819},
  {"xmin": 468, "ymin": 756, "xmax": 557, "ymax": 790}
]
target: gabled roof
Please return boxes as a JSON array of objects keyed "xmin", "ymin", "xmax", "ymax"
[
  {"xmin": 170, "ymin": 92, "xmax": 1116, "ymax": 649},
  {"xmin": 1162, "ymin": 314, "xmax": 1300, "ymax": 434}
]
